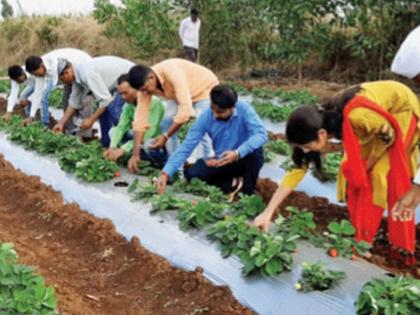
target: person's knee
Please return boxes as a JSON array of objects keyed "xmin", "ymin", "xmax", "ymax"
[{"xmin": 185, "ymin": 159, "xmax": 207, "ymax": 181}]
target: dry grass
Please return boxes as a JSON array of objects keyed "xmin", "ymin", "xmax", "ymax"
[{"xmin": 0, "ymin": 15, "xmax": 137, "ymax": 70}]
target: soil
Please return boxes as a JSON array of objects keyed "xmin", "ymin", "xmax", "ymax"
[
  {"xmin": 256, "ymin": 178, "xmax": 420, "ymax": 278},
  {"xmin": 0, "ymin": 97, "xmax": 57, "ymax": 128},
  {"xmin": 0, "ymin": 155, "xmax": 254, "ymax": 315}
]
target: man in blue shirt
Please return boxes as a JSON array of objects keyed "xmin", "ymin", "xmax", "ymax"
[{"xmin": 155, "ymin": 84, "xmax": 267, "ymax": 196}]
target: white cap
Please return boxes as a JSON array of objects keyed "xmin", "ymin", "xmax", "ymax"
[{"xmin": 391, "ymin": 25, "xmax": 420, "ymax": 79}]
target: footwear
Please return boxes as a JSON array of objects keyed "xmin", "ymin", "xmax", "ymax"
[{"xmin": 228, "ymin": 177, "xmax": 243, "ymax": 202}]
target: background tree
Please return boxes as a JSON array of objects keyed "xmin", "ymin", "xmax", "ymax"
[{"xmin": 1, "ymin": 0, "xmax": 13, "ymax": 19}]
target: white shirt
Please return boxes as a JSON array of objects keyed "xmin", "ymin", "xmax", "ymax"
[
  {"xmin": 69, "ymin": 56, "xmax": 134, "ymax": 109},
  {"xmin": 391, "ymin": 25, "xmax": 420, "ymax": 79},
  {"xmin": 29, "ymin": 48, "xmax": 92, "ymax": 118},
  {"xmin": 179, "ymin": 17, "xmax": 201, "ymax": 49},
  {"xmin": 7, "ymin": 71, "xmax": 34, "ymax": 112}
]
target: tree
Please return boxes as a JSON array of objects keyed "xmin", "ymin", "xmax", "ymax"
[{"xmin": 1, "ymin": 0, "xmax": 13, "ymax": 19}]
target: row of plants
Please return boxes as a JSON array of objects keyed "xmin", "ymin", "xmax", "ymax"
[
  {"xmin": 1, "ymin": 114, "xmax": 417, "ymax": 313},
  {"xmin": 0, "ymin": 116, "xmax": 119, "ymax": 182},
  {"xmin": 128, "ymin": 168, "xmax": 371, "ymax": 277},
  {"xmin": 0, "ymin": 242, "xmax": 58, "ymax": 315},
  {"xmin": 126, "ymin": 173, "xmax": 418, "ymax": 314}
]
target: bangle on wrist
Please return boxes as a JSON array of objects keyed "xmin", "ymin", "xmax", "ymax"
[{"xmin": 163, "ymin": 132, "xmax": 169, "ymax": 140}]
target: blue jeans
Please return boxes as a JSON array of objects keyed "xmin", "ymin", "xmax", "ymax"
[
  {"xmin": 161, "ymin": 99, "xmax": 213, "ymax": 159},
  {"xmin": 40, "ymin": 80, "xmax": 54, "ymax": 126},
  {"xmin": 99, "ymin": 93, "xmax": 125, "ymax": 147},
  {"xmin": 140, "ymin": 146, "xmax": 169, "ymax": 168}
]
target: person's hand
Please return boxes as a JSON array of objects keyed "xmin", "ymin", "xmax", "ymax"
[
  {"xmin": 22, "ymin": 117, "xmax": 33, "ymax": 126},
  {"xmin": 52, "ymin": 123, "xmax": 64, "ymax": 133},
  {"xmin": 391, "ymin": 184, "xmax": 420, "ymax": 221},
  {"xmin": 103, "ymin": 148, "xmax": 125, "ymax": 162},
  {"xmin": 149, "ymin": 135, "xmax": 167, "ymax": 150},
  {"xmin": 80, "ymin": 117, "xmax": 94, "ymax": 130},
  {"xmin": 19, "ymin": 99, "xmax": 30, "ymax": 107},
  {"xmin": 128, "ymin": 154, "xmax": 140, "ymax": 174},
  {"xmin": 2, "ymin": 112, "xmax": 12, "ymax": 122},
  {"xmin": 205, "ymin": 158, "xmax": 219, "ymax": 167},
  {"xmin": 215, "ymin": 151, "xmax": 238, "ymax": 167},
  {"xmin": 253, "ymin": 211, "xmax": 272, "ymax": 233},
  {"xmin": 155, "ymin": 172, "xmax": 169, "ymax": 195}
]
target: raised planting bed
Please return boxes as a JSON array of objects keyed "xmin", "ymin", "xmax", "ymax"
[{"xmin": 0, "ymin": 129, "xmax": 394, "ymax": 315}]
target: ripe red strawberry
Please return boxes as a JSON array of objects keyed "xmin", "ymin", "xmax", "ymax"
[{"xmin": 328, "ymin": 248, "xmax": 338, "ymax": 258}]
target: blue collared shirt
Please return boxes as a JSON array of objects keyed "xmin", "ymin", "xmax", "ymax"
[{"xmin": 163, "ymin": 100, "xmax": 268, "ymax": 177}]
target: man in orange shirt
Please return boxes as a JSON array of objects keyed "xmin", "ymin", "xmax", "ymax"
[{"xmin": 127, "ymin": 58, "xmax": 219, "ymax": 173}]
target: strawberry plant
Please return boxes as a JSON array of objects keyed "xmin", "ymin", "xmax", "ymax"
[
  {"xmin": 149, "ymin": 193, "xmax": 191, "ymax": 213},
  {"xmin": 178, "ymin": 119, "xmax": 195, "ymax": 143},
  {"xmin": 323, "ymin": 220, "xmax": 371, "ymax": 259},
  {"xmin": 275, "ymin": 206, "xmax": 317, "ymax": 239},
  {"xmin": 230, "ymin": 193, "xmax": 265, "ymax": 218},
  {"xmin": 253, "ymin": 101, "xmax": 295, "ymax": 122},
  {"xmin": 276, "ymin": 89, "xmax": 318, "ymax": 106},
  {"xmin": 48, "ymin": 88, "xmax": 63, "ymax": 109},
  {"xmin": 207, "ymin": 215, "xmax": 259, "ymax": 258},
  {"xmin": 137, "ymin": 160, "xmax": 160, "ymax": 178},
  {"xmin": 355, "ymin": 277, "xmax": 420, "ymax": 315},
  {"xmin": 0, "ymin": 79, "xmax": 10, "ymax": 93},
  {"xmin": 75, "ymin": 156, "xmax": 119, "ymax": 182},
  {"xmin": 265, "ymin": 139, "xmax": 291, "ymax": 156},
  {"xmin": 8, "ymin": 122, "xmax": 45, "ymax": 150},
  {"xmin": 173, "ymin": 178, "xmax": 225, "ymax": 203},
  {"xmin": 177, "ymin": 200, "xmax": 225, "ymax": 230},
  {"xmin": 128, "ymin": 179, "xmax": 156, "ymax": 202},
  {"xmin": 35, "ymin": 132, "xmax": 82, "ymax": 155},
  {"xmin": 251, "ymin": 87, "xmax": 277, "ymax": 99},
  {"xmin": 0, "ymin": 242, "xmax": 58, "ymax": 314},
  {"xmin": 313, "ymin": 152, "xmax": 342, "ymax": 182},
  {"xmin": 295, "ymin": 262, "xmax": 345, "ymax": 292},
  {"xmin": 240, "ymin": 233, "xmax": 299, "ymax": 277},
  {"xmin": 227, "ymin": 82, "xmax": 250, "ymax": 96}
]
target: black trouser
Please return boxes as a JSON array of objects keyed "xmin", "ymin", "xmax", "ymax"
[
  {"xmin": 183, "ymin": 46, "xmax": 198, "ymax": 62},
  {"xmin": 184, "ymin": 148, "xmax": 264, "ymax": 195}
]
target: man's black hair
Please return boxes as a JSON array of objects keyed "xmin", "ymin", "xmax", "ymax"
[
  {"xmin": 117, "ymin": 73, "xmax": 130, "ymax": 85},
  {"xmin": 128, "ymin": 65, "xmax": 152, "ymax": 90},
  {"xmin": 210, "ymin": 85, "xmax": 238, "ymax": 109},
  {"xmin": 191, "ymin": 8, "xmax": 199, "ymax": 16},
  {"xmin": 8, "ymin": 65, "xmax": 24, "ymax": 81},
  {"xmin": 25, "ymin": 56, "xmax": 43, "ymax": 73}
]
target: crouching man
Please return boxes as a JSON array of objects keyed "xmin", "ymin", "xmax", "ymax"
[
  {"xmin": 103, "ymin": 74, "xmax": 168, "ymax": 167},
  {"xmin": 155, "ymin": 84, "xmax": 267, "ymax": 197}
]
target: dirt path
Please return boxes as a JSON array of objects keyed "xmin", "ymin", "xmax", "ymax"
[{"xmin": 0, "ymin": 156, "xmax": 253, "ymax": 315}]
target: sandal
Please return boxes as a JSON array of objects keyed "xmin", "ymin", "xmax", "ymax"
[{"xmin": 228, "ymin": 177, "xmax": 243, "ymax": 202}]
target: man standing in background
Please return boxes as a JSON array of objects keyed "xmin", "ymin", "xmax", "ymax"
[{"xmin": 179, "ymin": 8, "xmax": 201, "ymax": 63}]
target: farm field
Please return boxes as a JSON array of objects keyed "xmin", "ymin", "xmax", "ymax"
[{"xmin": 0, "ymin": 0, "xmax": 420, "ymax": 313}]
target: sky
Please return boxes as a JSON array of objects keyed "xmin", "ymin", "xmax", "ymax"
[{"xmin": 2, "ymin": 0, "xmax": 121, "ymax": 17}]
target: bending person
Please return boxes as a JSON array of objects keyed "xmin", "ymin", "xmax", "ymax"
[
  {"xmin": 254, "ymin": 81, "xmax": 419, "ymax": 255},
  {"xmin": 391, "ymin": 25, "xmax": 420, "ymax": 220},
  {"xmin": 103, "ymin": 74, "xmax": 168, "ymax": 167},
  {"xmin": 24, "ymin": 48, "xmax": 92, "ymax": 126},
  {"xmin": 53, "ymin": 56, "xmax": 134, "ymax": 146},
  {"xmin": 127, "ymin": 58, "xmax": 219, "ymax": 173}
]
